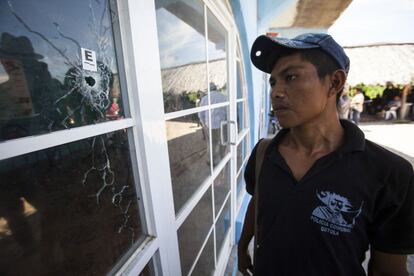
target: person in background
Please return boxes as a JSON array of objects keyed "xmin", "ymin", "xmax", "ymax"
[
  {"xmin": 198, "ymin": 82, "xmax": 227, "ymax": 166},
  {"xmin": 384, "ymin": 95, "xmax": 402, "ymax": 120},
  {"xmin": 407, "ymin": 84, "xmax": 414, "ymax": 120},
  {"xmin": 382, "ymin": 81, "xmax": 400, "ymax": 106},
  {"xmin": 337, "ymin": 84, "xmax": 351, "ymax": 120},
  {"xmin": 349, "ymin": 87, "xmax": 364, "ymax": 125}
]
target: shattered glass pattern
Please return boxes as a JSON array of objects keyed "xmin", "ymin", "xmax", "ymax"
[
  {"xmin": 0, "ymin": 0, "xmax": 125, "ymax": 141},
  {"xmin": 0, "ymin": 130, "xmax": 144, "ymax": 275}
]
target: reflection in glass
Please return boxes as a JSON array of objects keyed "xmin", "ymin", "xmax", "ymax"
[
  {"xmin": 191, "ymin": 232, "xmax": 215, "ymax": 276},
  {"xmin": 214, "ymin": 162, "xmax": 230, "ymax": 216},
  {"xmin": 166, "ymin": 113, "xmax": 210, "ymax": 213},
  {"xmin": 237, "ymin": 164, "xmax": 246, "ymax": 198},
  {"xmin": 0, "ymin": 0, "xmax": 125, "ymax": 141},
  {"xmin": 203, "ymin": 105, "xmax": 229, "ymax": 168},
  {"xmin": 237, "ymin": 100, "xmax": 247, "ymax": 133},
  {"xmin": 237, "ymin": 138, "xmax": 247, "ymax": 173},
  {"xmin": 215, "ymin": 198, "xmax": 230, "ymax": 261},
  {"xmin": 139, "ymin": 257, "xmax": 156, "ymax": 276},
  {"xmin": 155, "ymin": 0, "xmax": 207, "ymax": 113},
  {"xmin": 178, "ymin": 188, "xmax": 213, "ymax": 276},
  {"xmin": 207, "ymin": 9, "xmax": 228, "ymax": 103},
  {"xmin": 0, "ymin": 129, "xmax": 144, "ymax": 275},
  {"xmin": 237, "ymin": 60, "xmax": 244, "ymax": 99}
]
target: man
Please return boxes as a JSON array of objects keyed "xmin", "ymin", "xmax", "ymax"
[
  {"xmin": 337, "ymin": 84, "xmax": 351, "ymax": 120},
  {"xmin": 382, "ymin": 82, "xmax": 401, "ymax": 106},
  {"xmin": 350, "ymin": 87, "xmax": 364, "ymax": 125},
  {"xmin": 384, "ymin": 95, "xmax": 402, "ymax": 120},
  {"xmin": 238, "ymin": 33, "xmax": 414, "ymax": 276},
  {"xmin": 198, "ymin": 82, "xmax": 227, "ymax": 166}
]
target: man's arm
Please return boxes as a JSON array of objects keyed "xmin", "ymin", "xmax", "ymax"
[
  {"xmin": 238, "ymin": 197, "xmax": 255, "ymax": 275},
  {"xmin": 368, "ymin": 249, "xmax": 408, "ymax": 276}
]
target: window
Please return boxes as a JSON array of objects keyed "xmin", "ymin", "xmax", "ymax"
[
  {"xmin": 156, "ymin": 0, "xmax": 230, "ymax": 215},
  {"xmin": 0, "ymin": 1, "xmax": 148, "ymax": 274},
  {"xmin": 0, "ymin": 0, "xmax": 127, "ymax": 141},
  {"xmin": 235, "ymin": 46, "xmax": 250, "ymax": 205},
  {"xmin": 156, "ymin": 0, "xmax": 207, "ymax": 113}
]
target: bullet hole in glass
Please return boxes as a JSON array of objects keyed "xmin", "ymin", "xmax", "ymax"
[{"xmin": 85, "ymin": 76, "xmax": 96, "ymax": 87}]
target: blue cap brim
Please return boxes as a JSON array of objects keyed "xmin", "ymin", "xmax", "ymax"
[{"xmin": 251, "ymin": 35, "xmax": 319, "ymax": 73}]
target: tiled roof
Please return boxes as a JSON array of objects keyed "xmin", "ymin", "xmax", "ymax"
[
  {"xmin": 161, "ymin": 59, "xmax": 227, "ymax": 94},
  {"xmin": 344, "ymin": 44, "xmax": 414, "ymax": 85}
]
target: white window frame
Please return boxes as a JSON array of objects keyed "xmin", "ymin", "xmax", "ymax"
[{"xmin": 0, "ymin": 0, "xmax": 253, "ymax": 275}]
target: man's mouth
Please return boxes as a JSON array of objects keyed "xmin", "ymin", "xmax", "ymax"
[{"xmin": 273, "ymin": 105, "xmax": 289, "ymax": 112}]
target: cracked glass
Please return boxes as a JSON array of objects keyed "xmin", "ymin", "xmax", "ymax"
[
  {"xmin": 0, "ymin": 129, "xmax": 145, "ymax": 275},
  {"xmin": 0, "ymin": 0, "xmax": 126, "ymax": 141}
]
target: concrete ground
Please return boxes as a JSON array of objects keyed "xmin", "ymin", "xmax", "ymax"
[{"xmin": 226, "ymin": 121, "xmax": 414, "ymax": 276}]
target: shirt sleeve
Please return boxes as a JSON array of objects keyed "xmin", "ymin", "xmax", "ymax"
[
  {"xmin": 244, "ymin": 139, "xmax": 262, "ymax": 196},
  {"xmin": 370, "ymin": 166, "xmax": 414, "ymax": 254}
]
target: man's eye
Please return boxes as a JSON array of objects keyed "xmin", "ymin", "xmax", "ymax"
[
  {"xmin": 285, "ymin": 75, "xmax": 297, "ymax": 82},
  {"xmin": 269, "ymin": 80, "xmax": 276, "ymax": 87}
]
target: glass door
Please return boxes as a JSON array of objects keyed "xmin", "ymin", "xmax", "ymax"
[{"xmin": 154, "ymin": 0, "xmax": 237, "ymax": 274}]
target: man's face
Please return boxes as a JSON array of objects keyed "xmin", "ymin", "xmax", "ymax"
[
  {"xmin": 269, "ymin": 53, "xmax": 332, "ymax": 128},
  {"xmin": 0, "ymin": 57, "xmax": 23, "ymax": 74},
  {"xmin": 329, "ymin": 198, "xmax": 344, "ymax": 213}
]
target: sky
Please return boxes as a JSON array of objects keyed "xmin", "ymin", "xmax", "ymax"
[{"xmin": 328, "ymin": 0, "xmax": 414, "ymax": 46}]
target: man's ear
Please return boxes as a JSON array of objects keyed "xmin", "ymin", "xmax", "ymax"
[{"xmin": 328, "ymin": 69, "xmax": 347, "ymax": 97}]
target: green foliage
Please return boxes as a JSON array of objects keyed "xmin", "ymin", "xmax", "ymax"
[
  {"xmin": 350, "ymin": 84, "xmax": 385, "ymax": 99},
  {"xmin": 185, "ymin": 91, "xmax": 199, "ymax": 104}
]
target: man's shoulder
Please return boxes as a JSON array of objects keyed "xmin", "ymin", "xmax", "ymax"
[{"xmin": 363, "ymin": 139, "xmax": 413, "ymax": 174}]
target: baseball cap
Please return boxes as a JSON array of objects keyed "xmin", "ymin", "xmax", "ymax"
[{"xmin": 250, "ymin": 33, "xmax": 350, "ymax": 74}]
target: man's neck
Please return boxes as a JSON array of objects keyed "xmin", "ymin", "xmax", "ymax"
[{"xmin": 282, "ymin": 116, "xmax": 344, "ymax": 157}]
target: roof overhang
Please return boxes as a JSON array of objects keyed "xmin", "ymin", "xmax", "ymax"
[{"xmin": 258, "ymin": 0, "xmax": 353, "ymax": 35}]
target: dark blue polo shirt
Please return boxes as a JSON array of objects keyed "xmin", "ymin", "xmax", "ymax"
[{"xmin": 245, "ymin": 120, "xmax": 414, "ymax": 276}]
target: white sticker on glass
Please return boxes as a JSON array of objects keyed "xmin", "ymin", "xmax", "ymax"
[{"xmin": 81, "ymin": 48, "xmax": 97, "ymax": 72}]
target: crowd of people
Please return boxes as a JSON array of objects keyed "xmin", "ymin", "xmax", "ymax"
[{"xmin": 337, "ymin": 81, "xmax": 414, "ymax": 124}]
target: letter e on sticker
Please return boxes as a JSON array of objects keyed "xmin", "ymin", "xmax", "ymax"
[{"xmin": 81, "ymin": 48, "xmax": 97, "ymax": 72}]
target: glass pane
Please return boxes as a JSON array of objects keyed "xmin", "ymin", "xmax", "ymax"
[
  {"xmin": 207, "ymin": 9, "xmax": 227, "ymax": 103},
  {"xmin": 236, "ymin": 137, "xmax": 247, "ymax": 173},
  {"xmin": 215, "ymin": 198, "xmax": 231, "ymax": 261},
  {"xmin": 237, "ymin": 164, "xmax": 246, "ymax": 198},
  {"xmin": 214, "ymin": 162, "xmax": 230, "ymax": 216},
  {"xmin": 139, "ymin": 257, "xmax": 156, "ymax": 276},
  {"xmin": 236, "ymin": 61, "xmax": 244, "ymax": 99},
  {"xmin": 191, "ymin": 231, "xmax": 215, "ymax": 276},
  {"xmin": 0, "ymin": 129, "xmax": 144, "ymax": 275},
  {"xmin": 0, "ymin": 0, "xmax": 126, "ymax": 141},
  {"xmin": 237, "ymin": 101, "xmax": 247, "ymax": 133},
  {"xmin": 166, "ymin": 113, "xmax": 211, "ymax": 213},
  {"xmin": 178, "ymin": 188, "xmax": 213, "ymax": 276},
  {"xmin": 155, "ymin": 0, "xmax": 207, "ymax": 113},
  {"xmin": 210, "ymin": 106, "xmax": 229, "ymax": 168}
]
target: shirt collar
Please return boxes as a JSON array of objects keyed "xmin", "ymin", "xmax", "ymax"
[
  {"xmin": 338, "ymin": 119, "xmax": 365, "ymax": 152},
  {"xmin": 268, "ymin": 119, "xmax": 365, "ymax": 154}
]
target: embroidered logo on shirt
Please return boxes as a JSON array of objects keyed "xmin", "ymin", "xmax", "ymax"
[{"xmin": 310, "ymin": 191, "xmax": 363, "ymax": 236}]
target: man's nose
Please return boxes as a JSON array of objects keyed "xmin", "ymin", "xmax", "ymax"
[{"xmin": 271, "ymin": 85, "xmax": 285, "ymax": 99}]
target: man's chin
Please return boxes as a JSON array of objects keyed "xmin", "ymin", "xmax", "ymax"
[{"xmin": 277, "ymin": 118, "xmax": 294, "ymax": 129}]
